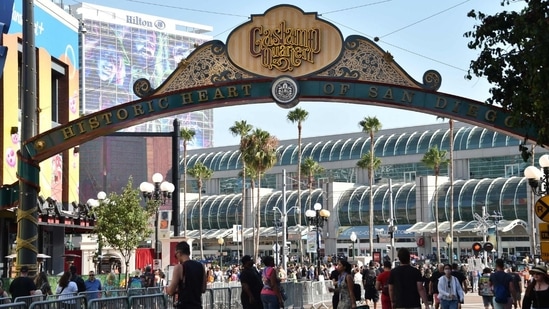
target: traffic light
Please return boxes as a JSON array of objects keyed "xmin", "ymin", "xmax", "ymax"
[
  {"xmin": 483, "ymin": 242, "xmax": 494, "ymax": 252},
  {"xmin": 472, "ymin": 242, "xmax": 482, "ymax": 252}
]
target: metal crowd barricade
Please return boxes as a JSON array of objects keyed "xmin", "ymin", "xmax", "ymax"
[
  {"xmin": 210, "ymin": 287, "xmax": 231, "ymax": 309},
  {"xmin": 103, "ymin": 289, "xmax": 129, "ymax": 298},
  {"xmin": 146, "ymin": 287, "xmax": 163, "ymax": 294},
  {"xmin": 88, "ymin": 296, "xmax": 130, "ymax": 309},
  {"xmin": 307, "ymin": 280, "xmax": 332, "ymax": 309},
  {"xmin": 0, "ymin": 297, "xmax": 11, "ymax": 305},
  {"xmin": 79, "ymin": 290, "xmax": 103, "ymax": 301},
  {"xmin": 29, "ymin": 294, "xmax": 87, "ymax": 309},
  {"xmin": 202, "ymin": 289, "xmax": 214, "ymax": 309},
  {"xmin": 281, "ymin": 281, "xmax": 305, "ymax": 309},
  {"xmin": 0, "ymin": 302, "xmax": 26, "ymax": 309},
  {"xmin": 13, "ymin": 295, "xmax": 44, "ymax": 308},
  {"xmin": 228, "ymin": 285, "xmax": 242, "ymax": 309},
  {"xmin": 128, "ymin": 293, "xmax": 166, "ymax": 309},
  {"xmin": 127, "ymin": 287, "xmax": 148, "ymax": 297},
  {"xmin": 46, "ymin": 292, "xmax": 78, "ymax": 300}
]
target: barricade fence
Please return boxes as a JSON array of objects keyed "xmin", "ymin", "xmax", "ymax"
[{"xmin": 1, "ymin": 280, "xmax": 333, "ymax": 309}]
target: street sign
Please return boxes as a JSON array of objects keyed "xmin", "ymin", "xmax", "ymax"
[
  {"xmin": 541, "ymin": 243, "xmax": 549, "ymax": 261},
  {"xmin": 539, "ymin": 223, "xmax": 549, "ymax": 241},
  {"xmin": 272, "ymin": 243, "xmax": 280, "ymax": 253},
  {"xmin": 535, "ymin": 196, "xmax": 549, "ymax": 222}
]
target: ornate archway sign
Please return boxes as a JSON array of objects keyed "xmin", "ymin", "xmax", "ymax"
[{"xmin": 24, "ymin": 4, "xmax": 538, "ymax": 162}]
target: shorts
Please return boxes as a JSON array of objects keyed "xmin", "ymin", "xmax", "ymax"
[
  {"xmin": 482, "ymin": 296, "xmax": 493, "ymax": 307},
  {"xmin": 365, "ymin": 287, "xmax": 379, "ymax": 302}
]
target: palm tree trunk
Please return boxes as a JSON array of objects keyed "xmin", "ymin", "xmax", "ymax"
[
  {"xmin": 241, "ymin": 162, "xmax": 246, "ymax": 256},
  {"xmin": 199, "ymin": 183, "xmax": 204, "ymax": 260},
  {"xmin": 369, "ymin": 132, "xmax": 374, "ymax": 255},
  {"xmin": 434, "ymin": 175, "xmax": 440, "ymax": 264},
  {"xmin": 183, "ymin": 146, "xmax": 188, "ymax": 238},
  {"xmin": 449, "ymin": 119, "xmax": 454, "ymax": 263},
  {"xmin": 255, "ymin": 176, "xmax": 261, "ymax": 260},
  {"xmin": 297, "ymin": 126, "xmax": 302, "ymax": 210}
]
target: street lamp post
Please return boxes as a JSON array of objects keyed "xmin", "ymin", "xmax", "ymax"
[
  {"xmin": 87, "ymin": 191, "xmax": 109, "ymax": 274},
  {"xmin": 218, "ymin": 238, "xmax": 224, "ymax": 268},
  {"xmin": 445, "ymin": 234, "xmax": 452, "ymax": 262},
  {"xmin": 350, "ymin": 232, "xmax": 357, "ymax": 258},
  {"xmin": 524, "ymin": 154, "xmax": 549, "ymax": 256},
  {"xmin": 305, "ymin": 203, "xmax": 330, "ymax": 280},
  {"xmin": 139, "ymin": 173, "xmax": 175, "ymax": 262}
]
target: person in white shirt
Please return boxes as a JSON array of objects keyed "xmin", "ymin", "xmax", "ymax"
[{"xmin": 437, "ymin": 264, "xmax": 465, "ymax": 309}]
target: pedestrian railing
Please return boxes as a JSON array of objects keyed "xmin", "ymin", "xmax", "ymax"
[
  {"xmin": 128, "ymin": 293, "xmax": 166, "ymax": 309},
  {"xmin": 88, "ymin": 296, "xmax": 130, "ymax": 309},
  {"xmin": 12, "ymin": 295, "xmax": 43, "ymax": 308},
  {"xmin": 0, "ymin": 297, "xmax": 11, "ymax": 305},
  {"xmin": 0, "ymin": 302, "xmax": 25, "ymax": 309},
  {"xmin": 28, "ymin": 294, "xmax": 87, "ymax": 309}
]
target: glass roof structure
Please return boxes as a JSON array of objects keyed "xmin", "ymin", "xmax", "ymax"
[
  {"xmin": 184, "ymin": 177, "xmax": 528, "ymax": 233},
  {"xmin": 182, "ymin": 125, "xmax": 521, "ymax": 172}
]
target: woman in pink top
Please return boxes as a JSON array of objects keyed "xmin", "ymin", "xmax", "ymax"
[{"xmin": 260, "ymin": 256, "xmax": 284, "ymax": 309}]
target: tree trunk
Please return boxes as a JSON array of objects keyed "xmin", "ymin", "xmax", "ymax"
[{"xmin": 199, "ymin": 181, "xmax": 204, "ymax": 260}]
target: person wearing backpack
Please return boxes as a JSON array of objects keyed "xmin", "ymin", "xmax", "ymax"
[
  {"xmin": 142, "ymin": 266, "xmax": 155, "ymax": 288},
  {"xmin": 490, "ymin": 259, "xmax": 516, "ymax": 309},
  {"xmin": 478, "ymin": 268, "xmax": 494, "ymax": 309},
  {"xmin": 363, "ymin": 261, "xmax": 380, "ymax": 309},
  {"xmin": 69, "ymin": 265, "xmax": 86, "ymax": 293}
]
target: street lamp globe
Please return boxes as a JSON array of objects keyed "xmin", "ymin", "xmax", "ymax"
[
  {"xmin": 445, "ymin": 234, "xmax": 452, "ymax": 245},
  {"xmin": 97, "ymin": 191, "xmax": 107, "ymax": 200},
  {"xmin": 350, "ymin": 232, "xmax": 357, "ymax": 243},
  {"xmin": 218, "ymin": 238, "xmax": 225, "ymax": 246},
  {"xmin": 314, "ymin": 203, "xmax": 322, "ymax": 211},
  {"xmin": 540, "ymin": 154, "xmax": 549, "ymax": 167},
  {"xmin": 152, "ymin": 172, "xmax": 163, "ymax": 183},
  {"xmin": 305, "ymin": 209, "xmax": 316, "ymax": 218}
]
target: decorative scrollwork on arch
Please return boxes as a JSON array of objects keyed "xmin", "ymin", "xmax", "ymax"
[{"xmin": 422, "ymin": 70, "xmax": 442, "ymax": 91}]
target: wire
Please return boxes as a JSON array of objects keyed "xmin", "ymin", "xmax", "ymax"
[
  {"xmin": 320, "ymin": 1, "xmax": 393, "ymax": 15},
  {"xmin": 379, "ymin": 0, "xmax": 472, "ymax": 39}
]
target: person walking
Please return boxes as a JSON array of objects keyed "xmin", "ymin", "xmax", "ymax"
[
  {"xmin": 84, "ymin": 271, "xmax": 102, "ymax": 301},
  {"xmin": 521, "ymin": 265, "xmax": 549, "ymax": 309},
  {"xmin": 35, "ymin": 272, "xmax": 52, "ymax": 298},
  {"xmin": 240, "ymin": 255, "xmax": 263, "ymax": 309},
  {"xmin": 167, "ymin": 241, "xmax": 207, "ymax": 309},
  {"xmin": 479, "ymin": 268, "xmax": 494, "ymax": 309},
  {"xmin": 388, "ymin": 248, "xmax": 431, "ymax": 309},
  {"xmin": 56, "ymin": 271, "xmax": 79, "ymax": 308},
  {"xmin": 260, "ymin": 256, "xmax": 284, "ymax": 309},
  {"xmin": 437, "ymin": 264, "xmax": 464, "ymax": 309},
  {"xmin": 329, "ymin": 259, "xmax": 357, "ymax": 309},
  {"xmin": 490, "ymin": 259, "xmax": 516, "ymax": 309},
  {"xmin": 375, "ymin": 261, "xmax": 392, "ymax": 309},
  {"xmin": 8, "ymin": 266, "xmax": 37, "ymax": 301}
]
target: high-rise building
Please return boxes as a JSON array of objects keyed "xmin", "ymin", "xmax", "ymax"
[{"xmin": 71, "ymin": 3, "xmax": 214, "ymax": 148}]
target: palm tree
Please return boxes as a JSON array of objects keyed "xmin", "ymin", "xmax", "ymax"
[
  {"xmin": 301, "ymin": 157, "xmax": 325, "ymax": 209},
  {"xmin": 229, "ymin": 120, "xmax": 253, "ymax": 255},
  {"xmin": 358, "ymin": 116, "xmax": 382, "ymax": 255},
  {"xmin": 437, "ymin": 116, "xmax": 454, "ymax": 263},
  {"xmin": 287, "ymin": 108, "xmax": 309, "ymax": 212},
  {"xmin": 240, "ymin": 128, "xmax": 279, "ymax": 260},
  {"xmin": 180, "ymin": 127, "xmax": 196, "ymax": 239},
  {"xmin": 187, "ymin": 161, "xmax": 213, "ymax": 260},
  {"xmin": 421, "ymin": 145, "xmax": 449, "ymax": 264}
]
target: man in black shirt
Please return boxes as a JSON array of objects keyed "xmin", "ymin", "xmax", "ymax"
[
  {"xmin": 8, "ymin": 266, "xmax": 36, "ymax": 301},
  {"xmin": 388, "ymin": 248, "xmax": 430, "ymax": 309},
  {"xmin": 430, "ymin": 264, "xmax": 444, "ymax": 309},
  {"xmin": 167, "ymin": 241, "xmax": 207, "ymax": 309},
  {"xmin": 240, "ymin": 255, "xmax": 263, "ymax": 309}
]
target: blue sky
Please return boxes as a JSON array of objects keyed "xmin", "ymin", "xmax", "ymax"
[{"xmin": 74, "ymin": 0, "xmax": 525, "ymax": 147}]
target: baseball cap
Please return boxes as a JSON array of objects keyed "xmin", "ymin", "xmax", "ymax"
[{"xmin": 241, "ymin": 255, "xmax": 253, "ymax": 264}]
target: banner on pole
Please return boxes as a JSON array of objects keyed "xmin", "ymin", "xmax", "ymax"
[
  {"xmin": 307, "ymin": 231, "xmax": 318, "ymax": 253},
  {"xmin": 158, "ymin": 210, "xmax": 172, "ymax": 239},
  {"xmin": 233, "ymin": 225, "xmax": 242, "ymax": 242}
]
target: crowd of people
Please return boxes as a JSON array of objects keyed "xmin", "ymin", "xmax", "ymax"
[{"xmin": 2, "ymin": 245, "xmax": 549, "ymax": 309}]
